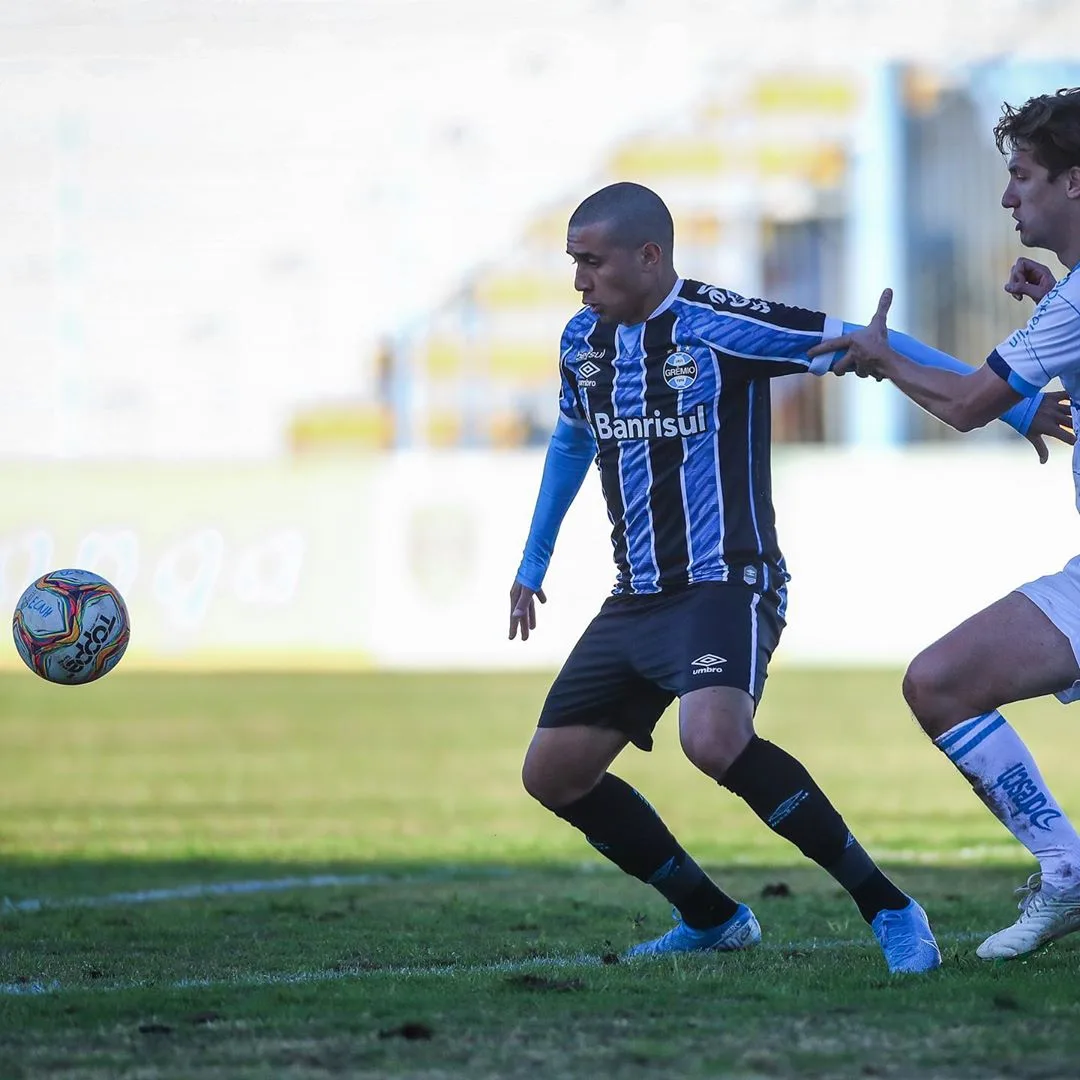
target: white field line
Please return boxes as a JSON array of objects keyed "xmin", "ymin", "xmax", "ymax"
[
  {"xmin": 0, "ymin": 935, "xmax": 985, "ymax": 998},
  {"xmin": 0, "ymin": 870, "xmax": 984, "ymax": 998},
  {"xmin": 2, "ymin": 868, "xmax": 519, "ymax": 914}
]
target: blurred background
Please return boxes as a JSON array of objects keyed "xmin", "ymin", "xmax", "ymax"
[{"xmin": 4, "ymin": 0, "xmax": 1080, "ymax": 673}]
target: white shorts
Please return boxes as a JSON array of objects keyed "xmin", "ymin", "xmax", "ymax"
[{"xmin": 1017, "ymin": 552, "xmax": 1080, "ymax": 704}]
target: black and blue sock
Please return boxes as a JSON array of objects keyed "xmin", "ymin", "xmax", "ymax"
[
  {"xmin": 553, "ymin": 772, "xmax": 739, "ymax": 929},
  {"xmin": 722, "ymin": 736, "xmax": 908, "ymax": 923}
]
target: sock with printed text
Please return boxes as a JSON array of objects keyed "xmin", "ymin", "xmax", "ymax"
[
  {"xmin": 722, "ymin": 736, "xmax": 909, "ymax": 923},
  {"xmin": 935, "ymin": 711, "xmax": 1080, "ymax": 890},
  {"xmin": 552, "ymin": 772, "xmax": 739, "ymax": 929}
]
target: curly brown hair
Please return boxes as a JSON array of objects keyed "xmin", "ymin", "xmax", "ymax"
[{"xmin": 994, "ymin": 87, "xmax": 1080, "ymax": 180}]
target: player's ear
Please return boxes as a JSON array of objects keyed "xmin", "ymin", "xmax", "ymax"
[
  {"xmin": 639, "ymin": 241, "xmax": 663, "ymax": 270},
  {"xmin": 1066, "ymin": 165, "xmax": 1080, "ymax": 199}
]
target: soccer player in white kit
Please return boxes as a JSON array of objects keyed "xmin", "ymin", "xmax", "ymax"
[{"xmin": 810, "ymin": 87, "xmax": 1080, "ymax": 960}]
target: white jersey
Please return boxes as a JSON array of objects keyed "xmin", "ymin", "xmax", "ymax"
[{"xmin": 989, "ymin": 262, "xmax": 1080, "ymax": 511}]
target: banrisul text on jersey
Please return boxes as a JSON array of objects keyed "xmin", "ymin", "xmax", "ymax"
[{"xmin": 593, "ymin": 405, "xmax": 709, "ymax": 441}]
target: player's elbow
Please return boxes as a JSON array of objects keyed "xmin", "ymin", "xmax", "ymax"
[
  {"xmin": 943, "ymin": 399, "xmax": 992, "ymax": 433},
  {"xmin": 947, "ymin": 408, "xmax": 981, "ymax": 433}
]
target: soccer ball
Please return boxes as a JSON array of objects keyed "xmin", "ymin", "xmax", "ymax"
[{"xmin": 12, "ymin": 569, "xmax": 131, "ymax": 685}]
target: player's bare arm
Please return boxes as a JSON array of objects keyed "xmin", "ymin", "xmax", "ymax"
[
  {"xmin": 509, "ymin": 581, "xmax": 546, "ymax": 641},
  {"xmin": 1005, "ymin": 257, "xmax": 1057, "ymax": 303},
  {"xmin": 812, "ymin": 289, "xmax": 1073, "ymax": 463}
]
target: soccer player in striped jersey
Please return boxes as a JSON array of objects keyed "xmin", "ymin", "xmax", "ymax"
[
  {"xmin": 810, "ymin": 88, "xmax": 1080, "ymax": 961},
  {"xmin": 509, "ymin": 182, "xmax": 1070, "ymax": 974}
]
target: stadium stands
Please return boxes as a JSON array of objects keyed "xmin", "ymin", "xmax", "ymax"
[{"xmin": 4, "ymin": 1, "xmax": 1080, "ymax": 456}]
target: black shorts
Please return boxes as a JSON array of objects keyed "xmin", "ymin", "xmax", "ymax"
[{"xmin": 538, "ymin": 582, "xmax": 785, "ymax": 752}]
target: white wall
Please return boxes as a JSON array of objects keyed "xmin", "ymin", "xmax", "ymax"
[{"xmin": 2, "ymin": 446, "xmax": 1076, "ymax": 672}]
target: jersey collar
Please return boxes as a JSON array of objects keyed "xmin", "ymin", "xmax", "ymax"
[
  {"xmin": 617, "ymin": 278, "xmax": 683, "ymax": 329},
  {"xmin": 647, "ymin": 277, "xmax": 683, "ymax": 321}
]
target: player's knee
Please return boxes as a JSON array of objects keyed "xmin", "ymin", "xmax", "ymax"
[
  {"xmin": 680, "ymin": 718, "xmax": 753, "ymax": 781},
  {"xmin": 520, "ymin": 756, "xmax": 555, "ymax": 806},
  {"xmin": 902, "ymin": 650, "xmax": 952, "ymax": 728},
  {"xmin": 521, "ymin": 752, "xmax": 588, "ymax": 810}
]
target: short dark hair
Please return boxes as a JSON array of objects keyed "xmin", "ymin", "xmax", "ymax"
[
  {"xmin": 994, "ymin": 87, "xmax": 1080, "ymax": 180},
  {"xmin": 569, "ymin": 182, "xmax": 674, "ymax": 252}
]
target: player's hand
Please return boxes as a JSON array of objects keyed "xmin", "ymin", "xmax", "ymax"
[
  {"xmin": 1024, "ymin": 393, "xmax": 1075, "ymax": 464},
  {"xmin": 807, "ymin": 288, "xmax": 894, "ymax": 380},
  {"xmin": 1004, "ymin": 257, "xmax": 1056, "ymax": 304},
  {"xmin": 509, "ymin": 581, "xmax": 547, "ymax": 641}
]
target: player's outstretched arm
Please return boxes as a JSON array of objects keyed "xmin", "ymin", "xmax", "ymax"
[
  {"xmin": 834, "ymin": 322, "xmax": 1067, "ymax": 443},
  {"xmin": 510, "ymin": 416, "xmax": 595, "ymax": 641},
  {"xmin": 824, "ymin": 294, "xmax": 1073, "ymax": 461},
  {"xmin": 809, "ymin": 289, "xmax": 1065, "ymax": 460}
]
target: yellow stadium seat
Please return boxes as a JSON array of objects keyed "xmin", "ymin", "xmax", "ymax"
[{"xmin": 289, "ymin": 404, "xmax": 393, "ymax": 453}]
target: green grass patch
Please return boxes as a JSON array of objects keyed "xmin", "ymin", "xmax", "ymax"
[{"xmin": 2, "ymin": 669, "xmax": 1079, "ymax": 1077}]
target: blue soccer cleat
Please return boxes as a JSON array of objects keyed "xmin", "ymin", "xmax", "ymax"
[
  {"xmin": 871, "ymin": 898, "xmax": 942, "ymax": 973},
  {"xmin": 626, "ymin": 903, "xmax": 761, "ymax": 959}
]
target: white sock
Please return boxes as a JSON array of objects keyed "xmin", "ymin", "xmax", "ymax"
[{"xmin": 935, "ymin": 711, "xmax": 1080, "ymax": 891}]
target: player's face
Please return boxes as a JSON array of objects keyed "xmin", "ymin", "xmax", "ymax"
[
  {"xmin": 1001, "ymin": 146, "xmax": 1073, "ymax": 254},
  {"xmin": 566, "ymin": 222, "xmax": 656, "ymax": 325}
]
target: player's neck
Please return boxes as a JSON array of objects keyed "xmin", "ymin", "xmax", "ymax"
[
  {"xmin": 622, "ymin": 271, "xmax": 679, "ymax": 326},
  {"xmin": 1060, "ymin": 239, "xmax": 1080, "ymax": 272},
  {"xmin": 1052, "ymin": 218, "xmax": 1080, "ymax": 271}
]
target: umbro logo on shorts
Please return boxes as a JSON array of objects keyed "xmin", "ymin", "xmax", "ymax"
[{"xmin": 691, "ymin": 653, "xmax": 727, "ymax": 674}]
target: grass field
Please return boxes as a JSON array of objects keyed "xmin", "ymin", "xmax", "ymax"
[{"xmin": 3, "ymin": 668, "xmax": 1080, "ymax": 1078}]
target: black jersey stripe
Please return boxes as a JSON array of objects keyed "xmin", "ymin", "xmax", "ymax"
[
  {"xmin": 749, "ymin": 377, "xmax": 780, "ymax": 571},
  {"xmin": 715, "ymin": 369, "xmax": 757, "ymax": 565},
  {"xmin": 642, "ymin": 309, "xmax": 691, "ymax": 589}
]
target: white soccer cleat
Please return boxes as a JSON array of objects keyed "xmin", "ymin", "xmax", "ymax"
[{"xmin": 977, "ymin": 873, "xmax": 1080, "ymax": 960}]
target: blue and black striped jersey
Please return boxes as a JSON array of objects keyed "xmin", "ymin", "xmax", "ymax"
[{"xmin": 558, "ymin": 278, "xmax": 842, "ymax": 597}]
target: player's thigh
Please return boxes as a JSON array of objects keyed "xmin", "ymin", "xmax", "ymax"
[
  {"xmin": 534, "ymin": 600, "xmax": 672, "ymax": 776},
  {"xmin": 907, "ymin": 589, "xmax": 1080, "ymax": 716},
  {"xmin": 634, "ymin": 583, "xmax": 783, "ymax": 773}
]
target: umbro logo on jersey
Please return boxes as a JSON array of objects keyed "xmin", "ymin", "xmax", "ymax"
[
  {"xmin": 692, "ymin": 653, "xmax": 727, "ymax": 674},
  {"xmin": 579, "ymin": 361, "xmax": 601, "ymax": 380}
]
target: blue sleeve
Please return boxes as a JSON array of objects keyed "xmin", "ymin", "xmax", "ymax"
[
  {"xmin": 840, "ymin": 322, "xmax": 1039, "ymax": 436},
  {"xmin": 515, "ymin": 417, "xmax": 596, "ymax": 591}
]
